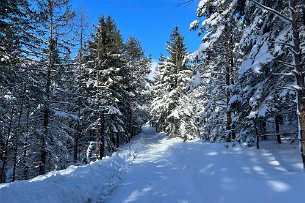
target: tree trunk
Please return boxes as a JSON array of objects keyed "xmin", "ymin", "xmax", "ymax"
[
  {"xmin": 96, "ymin": 124, "xmax": 101, "ymax": 160},
  {"xmin": 172, "ymin": 118, "xmax": 177, "ymax": 137},
  {"xmin": 253, "ymin": 118, "xmax": 260, "ymax": 149},
  {"xmin": 275, "ymin": 115, "xmax": 282, "ymax": 144},
  {"xmin": 100, "ymin": 133, "xmax": 105, "ymax": 159},
  {"xmin": 40, "ymin": 2, "xmax": 55, "ymax": 175},
  {"xmin": 224, "ymin": 25, "xmax": 234, "ymax": 142},
  {"xmin": 21, "ymin": 107, "xmax": 30, "ymax": 180},
  {"xmin": 41, "ymin": 67, "xmax": 51, "ymax": 174},
  {"xmin": 156, "ymin": 124, "xmax": 159, "ymax": 133},
  {"xmin": 74, "ymin": 128, "xmax": 80, "ymax": 163},
  {"xmin": 12, "ymin": 102, "xmax": 24, "ymax": 181},
  {"xmin": 260, "ymin": 119, "xmax": 267, "ymax": 140},
  {"xmin": 39, "ymin": 128, "xmax": 46, "ymax": 175},
  {"xmin": 96, "ymin": 114, "xmax": 105, "ymax": 159},
  {"xmin": 226, "ymin": 109, "xmax": 232, "ymax": 142},
  {"xmin": 74, "ymin": 109, "xmax": 81, "ymax": 163},
  {"xmin": 195, "ymin": 117, "xmax": 200, "ymax": 137},
  {"xmin": 128, "ymin": 106, "xmax": 133, "ymax": 139},
  {"xmin": 290, "ymin": 0, "xmax": 305, "ymax": 168},
  {"xmin": 1, "ymin": 105, "xmax": 14, "ymax": 183}
]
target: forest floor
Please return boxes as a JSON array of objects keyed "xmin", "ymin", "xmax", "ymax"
[{"xmin": 1, "ymin": 127, "xmax": 305, "ymax": 203}]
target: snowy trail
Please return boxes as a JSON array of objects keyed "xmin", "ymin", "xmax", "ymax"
[
  {"xmin": 105, "ymin": 129, "xmax": 305, "ymax": 203},
  {"xmin": 1, "ymin": 127, "xmax": 305, "ymax": 203},
  {"xmin": 105, "ymin": 129, "xmax": 205, "ymax": 203}
]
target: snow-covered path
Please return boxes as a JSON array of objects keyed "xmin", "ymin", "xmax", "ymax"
[
  {"xmin": 1, "ymin": 127, "xmax": 305, "ymax": 203},
  {"xmin": 106, "ymin": 128, "xmax": 305, "ymax": 203}
]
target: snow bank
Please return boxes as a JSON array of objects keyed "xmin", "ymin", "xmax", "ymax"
[{"xmin": 0, "ymin": 130, "xmax": 147, "ymax": 203}]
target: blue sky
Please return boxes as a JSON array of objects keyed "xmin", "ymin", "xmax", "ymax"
[{"xmin": 71, "ymin": 0, "xmax": 201, "ymax": 59}]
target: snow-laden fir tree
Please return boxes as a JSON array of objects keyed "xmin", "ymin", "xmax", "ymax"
[
  {"xmin": 31, "ymin": 0, "xmax": 76, "ymax": 175},
  {"xmin": 238, "ymin": 0, "xmax": 305, "ymax": 166},
  {"xmin": 124, "ymin": 37, "xmax": 151, "ymax": 140},
  {"xmin": 191, "ymin": 0, "xmax": 244, "ymax": 142},
  {"xmin": 0, "ymin": 0, "xmax": 41, "ymax": 182},
  {"xmin": 227, "ymin": 0, "xmax": 296, "ymax": 146},
  {"xmin": 83, "ymin": 16, "xmax": 126, "ymax": 160},
  {"xmin": 82, "ymin": 16, "xmax": 152, "ymax": 161},
  {"xmin": 151, "ymin": 26, "xmax": 196, "ymax": 139}
]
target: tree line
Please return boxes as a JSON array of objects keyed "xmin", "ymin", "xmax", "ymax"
[
  {"xmin": 151, "ymin": 0, "xmax": 305, "ymax": 169},
  {"xmin": 0, "ymin": 0, "xmax": 151, "ymax": 183}
]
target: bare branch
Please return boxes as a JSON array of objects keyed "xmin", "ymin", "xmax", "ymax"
[{"xmin": 177, "ymin": 0, "xmax": 194, "ymax": 7}]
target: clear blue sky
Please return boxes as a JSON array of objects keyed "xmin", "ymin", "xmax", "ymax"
[{"xmin": 71, "ymin": 0, "xmax": 201, "ymax": 59}]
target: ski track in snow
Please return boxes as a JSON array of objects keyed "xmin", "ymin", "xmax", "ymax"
[{"xmin": 104, "ymin": 128, "xmax": 305, "ymax": 203}]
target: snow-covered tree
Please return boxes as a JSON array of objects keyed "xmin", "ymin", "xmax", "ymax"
[
  {"xmin": 227, "ymin": 0, "xmax": 294, "ymax": 146},
  {"xmin": 191, "ymin": 0, "xmax": 244, "ymax": 141},
  {"xmin": 124, "ymin": 37, "xmax": 151, "ymax": 139},
  {"xmin": 151, "ymin": 26, "xmax": 195, "ymax": 138},
  {"xmin": 241, "ymin": 0, "xmax": 305, "ymax": 166},
  {"xmin": 31, "ymin": 0, "xmax": 76, "ymax": 175},
  {"xmin": 0, "ymin": 0, "xmax": 40, "ymax": 182},
  {"xmin": 0, "ymin": 0, "xmax": 152, "ymax": 183}
]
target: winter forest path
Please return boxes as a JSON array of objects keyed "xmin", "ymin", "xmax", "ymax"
[{"xmin": 105, "ymin": 127, "xmax": 305, "ymax": 203}]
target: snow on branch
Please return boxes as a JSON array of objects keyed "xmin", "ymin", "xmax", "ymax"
[
  {"xmin": 274, "ymin": 60, "xmax": 296, "ymax": 68},
  {"xmin": 272, "ymin": 72, "xmax": 295, "ymax": 76},
  {"xmin": 249, "ymin": 0, "xmax": 292, "ymax": 23}
]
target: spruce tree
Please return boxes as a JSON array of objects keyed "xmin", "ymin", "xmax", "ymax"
[
  {"xmin": 33, "ymin": 0, "xmax": 75, "ymax": 175},
  {"xmin": 124, "ymin": 36, "xmax": 151, "ymax": 139},
  {"xmin": 0, "ymin": 0, "xmax": 38, "ymax": 183},
  {"xmin": 244, "ymin": 0, "xmax": 305, "ymax": 166},
  {"xmin": 151, "ymin": 26, "xmax": 194, "ymax": 138},
  {"xmin": 191, "ymin": 0, "xmax": 244, "ymax": 141},
  {"xmin": 85, "ymin": 16, "xmax": 127, "ymax": 160}
]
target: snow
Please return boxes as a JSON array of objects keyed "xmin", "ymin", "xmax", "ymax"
[
  {"xmin": 3, "ymin": 93, "xmax": 16, "ymax": 101},
  {"xmin": 52, "ymin": 109, "xmax": 78, "ymax": 120},
  {"xmin": 86, "ymin": 79, "xmax": 96, "ymax": 87},
  {"xmin": 258, "ymin": 104, "xmax": 269, "ymax": 117},
  {"xmin": 1, "ymin": 127, "xmax": 305, "ymax": 203},
  {"xmin": 187, "ymin": 71, "xmax": 202, "ymax": 91},
  {"xmin": 106, "ymin": 133, "xmax": 305, "ymax": 203},
  {"xmin": 239, "ymin": 40, "xmax": 274, "ymax": 76},
  {"xmin": 105, "ymin": 106, "xmax": 123, "ymax": 116},
  {"xmin": 190, "ymin": 20, "xmax": 200, "ymax": 30},
  {"xmin": 0, "ymin": 127, "xmax": 152, "ymax": 203},
  {"xmin": 147, "ymin": 59, "xmax": 158, "ymax": 80}
]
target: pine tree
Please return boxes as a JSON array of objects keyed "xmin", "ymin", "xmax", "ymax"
[
  {"xmin": 0, "ymin": 0, "xmax": 39, "ymax": 183},
  {"xmin": 124, "ymin": 37, "xmax": 151, "ymax": 139},
  {"xmin": 84, "ymin": 16, "xmax": 127, "ymax": 160},
  {"xmin": 244, "ymin": 0, "xmax": 305, "ymax": 167},
  {"xmin": 191, "ymin": 0, "xmax": 244, "ymax": 141},
  {"xmin": 151, "ymin": 26, "xmax": 195, "ymax": 138},
  {"xmin": 150, "ymin": 54, "xmax": 168, "ymax": 132},
  {"xmin": 33, "ymin": 0, "xmax": 75, "ymax": 175}
]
